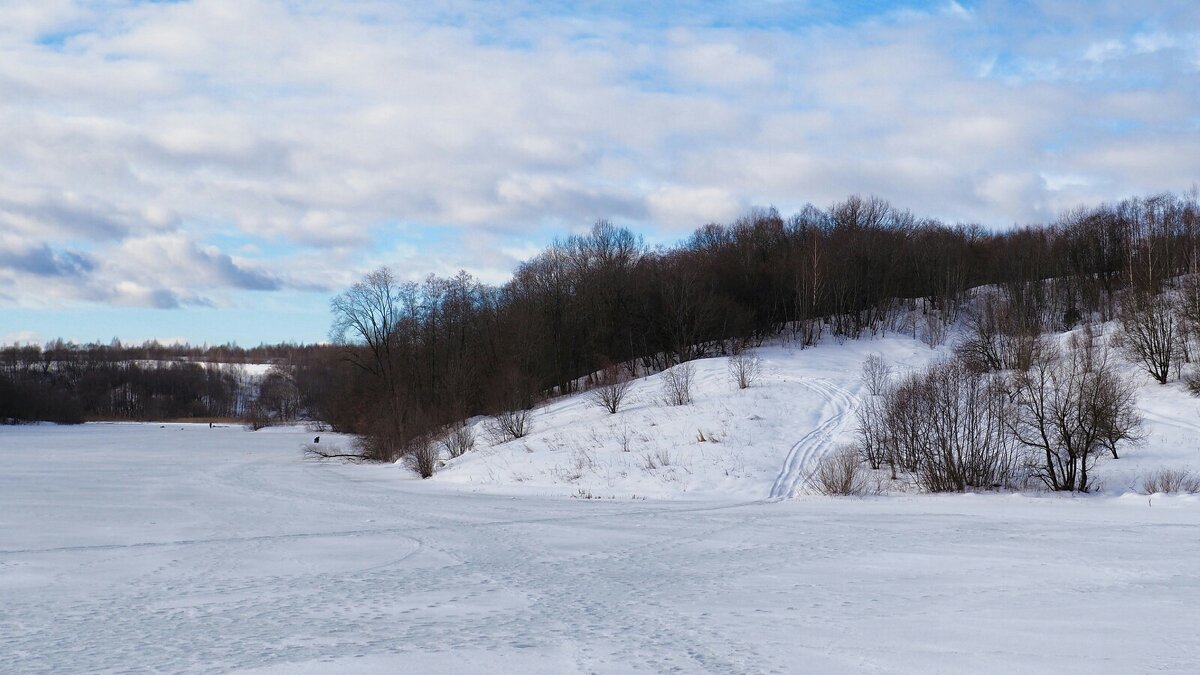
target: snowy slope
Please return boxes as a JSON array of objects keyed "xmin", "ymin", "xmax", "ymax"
[
  {"xmin": 437, "ymin": 329, "xmax": 1200, "ymax": 498},
  {"xmin": 437, "ymin": 336, "xmax": 935, "ymax": 499},
  {"xmin": 1098, "ymin": 368, "xmax": 1200, "ymax": 492}
]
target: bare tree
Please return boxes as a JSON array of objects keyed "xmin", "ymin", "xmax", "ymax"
[
  {"xmin": 855, "ymin": 394, "xmax": 890, "ymax": 473},
  {"xmin": 956, "ymin": 292, "xmax": 1006, "ymax": 372},
  {"xmin": 329, "ymin": 267, "xmax": 413, "ymax": 460},
  {"xmin": 1096, "ymin": 362, "xmax": 1144, "ymax": 459},
  {"xmin": 661, "ymin": 361, "xmax": 695, "ymax": 406},
  {"xmin": 955, "ymin": 291, "xmax": 1040, "ymax": 373},
  {"xmin": 257, "ymin": 365, "xmax": 301, "ymax": 421},
  {"xmin": 860, "ymin": 353, "xmax": 892, "ymax": 396},
  {"xmin": 1177, "ymin": 274, "xmax": 1200, "ymax": 364},
  {"xmin": 591, "ymin": 364, "xmax": 633, "ymax": 414},
  {"xmin": 244, "ymin": 401, "xmax": 272, "ymax": 431},
  {"xmin": 330, "ymin": 267, "xmax": 402, "ymax": 384},
  {"xmin": 728, "ymin": 351, "xmax": 761, "ymax": 390},
  {"xmin": 1118, "ymin": 291, "xmax": 1178, "ymax": 384},
  {"xmin": 1009, "ymin": 331, "xmax": 1142, "ymax": 492}
]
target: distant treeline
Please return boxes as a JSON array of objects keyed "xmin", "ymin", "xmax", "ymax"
[
  {"xmin": 0, "ymin": 341, "xmax": 331, "ymax": 424},
  {"xmin": 327, "ymin": 191, "xmax": 1200, "ymax": 461}
]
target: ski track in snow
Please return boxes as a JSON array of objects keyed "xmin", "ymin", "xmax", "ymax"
[
  {"xmin": 1140, "ymin": 400, "xmax": 1200, "ymax": 438},
  {"xmin": 768, "ymin": 378, "xmax": 859, "ymax": 500}
]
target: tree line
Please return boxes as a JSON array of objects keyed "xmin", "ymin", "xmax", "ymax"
[
  {"xmin": 325, "ymin": 190, "xmax": 1200, "ymax": 464},
  {"xmin": 0, "ymin": 340, "xmax": 324, "ymax": 424}
]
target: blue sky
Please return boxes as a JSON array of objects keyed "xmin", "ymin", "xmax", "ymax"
[{"xmin": 1, "ymin": 0, "xmax": 1198, "ymax": 346}]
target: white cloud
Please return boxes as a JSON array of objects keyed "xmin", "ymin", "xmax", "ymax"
[
  {"xmin": 0, "ymin": 0, "xmax": 1197, "ymax": 316},
  {"xmin": 1040, "ymin": 172, "xmax": 1093, "ymax": 192},
  {"xmin": 667, "ymin": 32, "xmax": 775, "ymax": 87},
  {"xmin": 1, "ymin": 330, "xmax": 40, "ymax": 346},
  {"xmin": 647, "ymin": 185, "xmax": 744, "ymax": 230},
  {"xmin": 1131, "ymin": 32, "xmax": 1177, "ymax": 54},
  {"xmin": 1085, "ymin": 39, "xmax": 1125, "ymax": 63}
]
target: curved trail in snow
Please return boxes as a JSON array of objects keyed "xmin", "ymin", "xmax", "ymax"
[
  {"xmin": 1140, "ymin": 402, "xmax": 1200, "ymax": 438},
  {"xmin": 769, "ymin": 378, "xmax": 859, "ymax": 500}
]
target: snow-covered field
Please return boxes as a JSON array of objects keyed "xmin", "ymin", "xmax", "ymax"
[
  {"xmin": 4, "ymin": 333, "xmax": 1200, "ymax": 673},
  {"xmin": 3, "ymin": 416, "xmax": 1200, "ymax": 673}
]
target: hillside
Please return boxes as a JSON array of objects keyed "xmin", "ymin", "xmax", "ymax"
[{"xmin": 433, "ymin": 329, "xmax": 1200, "ymax": 500}]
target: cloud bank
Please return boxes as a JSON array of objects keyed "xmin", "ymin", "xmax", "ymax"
[{"xmin": 1, "ymin": 0, "xmax": 1198, "ymax": 339}]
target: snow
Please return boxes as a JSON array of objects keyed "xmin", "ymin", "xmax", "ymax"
[
  {"xmin": 438, "ymin": 336, "xmax": 935, "ymax": 499},
  {"xmin": 4, "ymin": 332, "xmax": 1200, "ymax": 672},
  {"xmin": 2, "ymin": 419, "xmax": 1200, "ymax": 672},
  {"xmin": 440, "ymin": 331, "xmax": 1200, "ymax": 498},
  {"xmin": 127, "ymin": 360, "xmax": 276, "ymax": 377}
]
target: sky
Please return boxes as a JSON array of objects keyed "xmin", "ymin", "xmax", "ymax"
[{"xmin": 1, "ymin": 0, "xmax": 1198, "ymax": 346}]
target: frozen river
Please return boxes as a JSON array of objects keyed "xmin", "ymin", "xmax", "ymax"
[{"xmin": 2, "ymin": 423, "xmax": 1199, "ymax": 673}]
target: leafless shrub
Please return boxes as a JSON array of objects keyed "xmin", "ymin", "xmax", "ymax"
[
  {"xmin": 857, "ymin": 358, "xmax": 1019, "ymax": 491},
  {"xmin": 406, "ymin": 436, "xmax": 439, "ymax": 478},
  {"xmin": 1184, "ymin": 368, "xmax": 1200, "ymax": 396},
  {"xmin": 661, "ymin": 361, "xmax": 695, "ymax": 406},
  {"xmin": 439, "ymin": 424, "xmax": 476, "ymax": 458},
  {"xmin": 616, "ymin": 422, "xmax": 634, "ymax": 452},
  {"xmin": 485, "ymin": 408, "xmax": 532, "ymax": 444},
  {"xmin": 807, "ymin": 445, "xmax": 871, "ymax": 496},
  {"xmin": 555, "ymin": 449, "xmax": 594, "ymax": 482},
  {"xmin": 860, "ymin": 353, "xmax": 892, "ymax": 396},
  {"xmin": 639, "ymin": 448, "xmax": 674, "ymax": 472},
  {"xmin": 591, "ymin": 365, "xmax": 633, "ymax": 414},
  {"xmin": 639, "ymin": 452, "xmax": 659, "ymax": 472},
  {"xmin": 728, "ymin": 351, "xmax": 761, "ymax": 390},
  {"xmin": 1142, "ymin": 468, "xmax": 1200, "ymax": 494}
]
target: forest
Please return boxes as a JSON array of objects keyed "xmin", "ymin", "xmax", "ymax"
[{"xmin": 0, "ymin": 341, "xmax": 323, "ymax": 424}]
